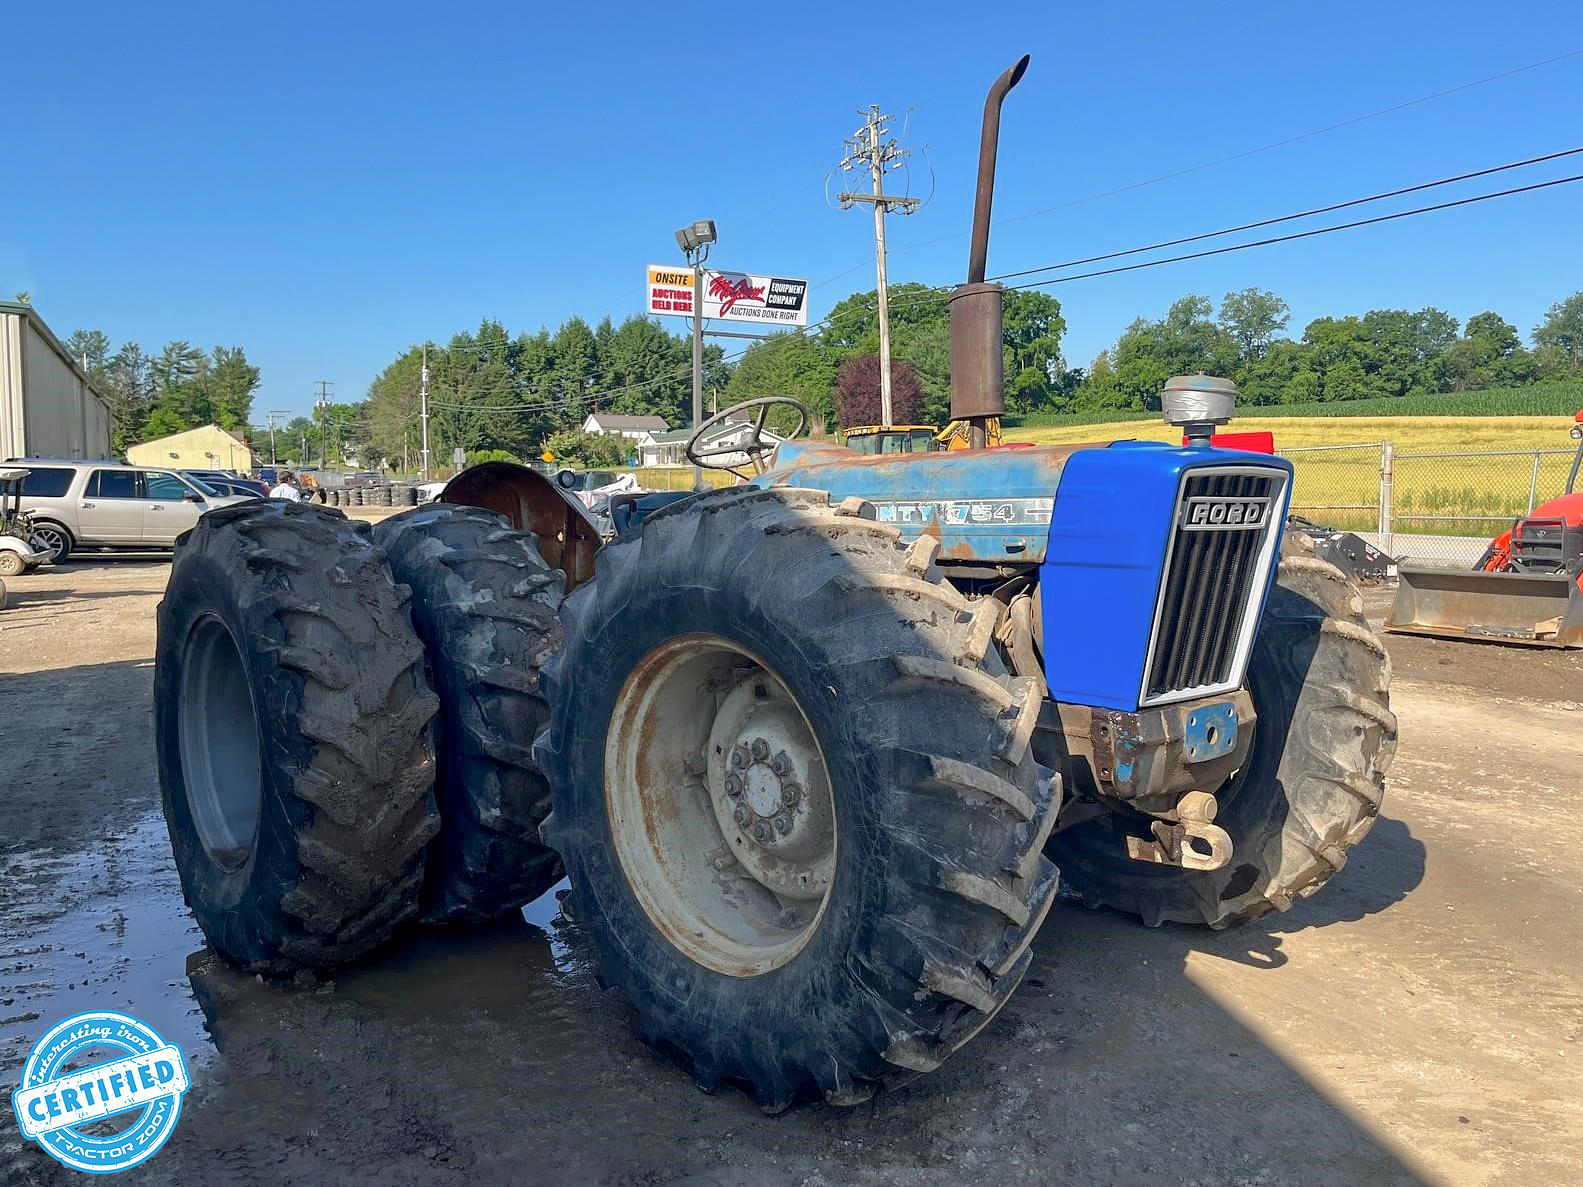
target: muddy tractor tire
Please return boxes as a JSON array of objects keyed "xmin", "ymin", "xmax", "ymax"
[
  {"xmin": 536, "ymin": 487, "xmax": 1060, "ymax": 1110},
  {"xmin": 1048, "ymin": 555, "xmax": 1396, "ymax": 928},
  {"xmin": 154, "ymin": 501, "xmax": 441, "ymax": 974},
  {"xmin": 374, "ymin": 504, "xmax": 566, "ymax": 922}
]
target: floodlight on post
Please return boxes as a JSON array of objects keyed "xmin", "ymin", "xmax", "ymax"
[{"xmin": 675, "ymin": 218, "xmax": 717, "ymax": 491}]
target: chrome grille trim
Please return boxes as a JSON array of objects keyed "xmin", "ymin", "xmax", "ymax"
[{"xmin": 1139, "ymin": 465, "xmax": 1289, "ymax": 707}]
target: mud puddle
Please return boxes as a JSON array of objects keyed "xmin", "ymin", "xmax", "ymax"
[
  {"xmin": 1, "ymin": 810, "xmax": 584, "ymax": 1085},
  {"xmin": 0, "ymin": 812, "xmax": 210, "ymax": 1078}
]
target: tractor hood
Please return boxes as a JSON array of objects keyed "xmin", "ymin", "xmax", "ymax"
[
  {"xmin": 761, "ymin": 440, "xmax": 1082, "ymax": 564},
  {"xmin": 760, "ymin": 437, "xmax": 1294, "ymax": 711}
]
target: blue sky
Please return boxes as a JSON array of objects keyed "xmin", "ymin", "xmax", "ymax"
[{"xmin": 4, "ymin": 1, "xmax": 1581, "ymax": 419}]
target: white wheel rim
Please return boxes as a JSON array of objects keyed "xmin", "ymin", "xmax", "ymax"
[
  {"xmin": 605, "ymin": 634, "xmax": 836, "ymax": 977},
  {"xmin": 178, "ymin": 615, "xmax": 265, "ymax": 871}
]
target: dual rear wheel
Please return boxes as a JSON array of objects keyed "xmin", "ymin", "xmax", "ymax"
[{"xmin": 155, "ymin": 501, "xmax": 565, "ymax": 973}]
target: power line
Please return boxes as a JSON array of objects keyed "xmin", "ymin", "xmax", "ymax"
[
  {"xmin": 990, "ymin": 145, "xmax": 1583, "ymax": 284},
  {"xmin": 1001, "ymin": 171, "xmax": 1583, "ymax": 291}
]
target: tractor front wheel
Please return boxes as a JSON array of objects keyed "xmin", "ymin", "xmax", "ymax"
[
  {"xmin": 536, "ymin": 488, "xmax": 1060, "ymax": 1109},
  {"xmin": 1048, "ymin": 556, "xmax": 1396, "ymax": 928}
]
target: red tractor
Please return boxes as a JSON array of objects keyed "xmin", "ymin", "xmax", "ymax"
[{"xmin": 1388, "ymin": 408, "xmax": 1583, "ymax": 647}]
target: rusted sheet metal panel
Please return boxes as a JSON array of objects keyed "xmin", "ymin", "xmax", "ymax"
[
  {"xmin": 760, "ymin": 441, "xmax": 1084, "ymax": 564},
  {"xmin": 1385, "ymin": 566, "xmax": 1583, "ymax": 648},
  {"xmin": 440, "ymin": 461, "xmax": 603, "ymax": 592}
]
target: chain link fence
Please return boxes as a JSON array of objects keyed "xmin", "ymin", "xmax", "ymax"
[{"xmin": 1278, "ymin": 443, "xmax": 1580, "ymax": 568}]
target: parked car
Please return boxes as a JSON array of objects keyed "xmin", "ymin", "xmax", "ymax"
[
  {"xmin": 182, "ymin": 470, "xmax": 268, "ymax": 498},
  {"xmin": 7, "ymin": 459, "xmax": 252, "ymax": 561},
  {"xmin": 343, "ymin": 471, "xmax": 384, "ymax": 488},
  {"xmin": 257, "ymin": 466, "xmax": 278, "ymax": 486}
]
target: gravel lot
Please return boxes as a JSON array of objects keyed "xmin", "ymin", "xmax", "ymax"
[{"xmin": 2, "ymin": 553, "xmax": 1580, "ymax": 1186}]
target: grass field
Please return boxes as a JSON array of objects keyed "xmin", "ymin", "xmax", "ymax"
[{"xmin": 1005, "ymin": 414, "xmax": 1581, "ymax": 537}]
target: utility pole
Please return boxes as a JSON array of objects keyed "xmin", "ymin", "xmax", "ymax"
[
  {"xmin": 266, "ymin": 410, "xmax": 291, "ymax": 465},
  {"xmin": 419, "ymin": 343, "xmax": 431, "ymax": 480},
  {"xmin": 314, "ymin": 380, "xmax": 333, "ymax": 470},
  {"xmin": 837, "ymin": 107, "xmax": 919, "ymax": 429}
]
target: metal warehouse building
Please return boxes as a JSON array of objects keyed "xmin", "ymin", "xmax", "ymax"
[{"xmin": 0, "ymin": 299, "xmax": 113, "ymax": 460}]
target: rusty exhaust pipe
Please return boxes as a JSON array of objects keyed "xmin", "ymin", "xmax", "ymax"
[
  {"xmin": 968, "ymin": 53, "xmax": 1029, "ymax": 285},
  {"xmin": 951, "ymin": 54, "xmax": 1030, "ymax": 446}
]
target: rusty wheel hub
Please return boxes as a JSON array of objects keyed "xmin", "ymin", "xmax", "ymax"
[
  {"xmin": 706, "ymin": 678, "xmax": 835, "ymax": 905},
  {"xmin": 605, "ymin": 634, "xmax": 836, "ymax": 977}
]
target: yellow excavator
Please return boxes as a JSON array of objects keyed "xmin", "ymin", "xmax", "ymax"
[{"xmin": 843, "ymin": 418, "xmax": 1004, "ymax": 454}]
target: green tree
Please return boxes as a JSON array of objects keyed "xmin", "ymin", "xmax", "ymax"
[
  {"xmin": 1534, "ymin": 291, "xmax": 1583, "ymax": 372},
  {"xmin": 543, "ymin": 429, "xmax": 630, "ymax": 468},
  {"xmin": 64, "ymin": 329, "xmax": 111, "ymax": 376},
  {"xmin": 362, "ymin": 347, "xmax": 425, "ymax": 469},
  {"xmin": 1001, "ymin": 290, "xmax": 1067, "ymax": 415},
  {"xmin": 599, "ymin": 316, "xmax": 691, "ymax": 427},
  {"xmin": 202, "ymin": 346, "xmax": 260, "ymax": 431},
  {"xmin": 726, "ymin": 333, "xmax": 840, "ymax": 431},
  {"xmin": 1218, "ymin": 288, "xmax": 1290, "ymax": 361},
  {"xmin": 104, "ymin": 342, "xmax": 153, "ymax": 452}
]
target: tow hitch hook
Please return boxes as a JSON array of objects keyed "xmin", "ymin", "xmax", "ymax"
[{"xmin": 1125, "ymin": 790, "xmax": 1233, "ymax": 872}]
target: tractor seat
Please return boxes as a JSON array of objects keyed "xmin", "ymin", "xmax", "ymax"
[{"xmin": 609, "ymin": 491, "xmax": 698, "ymax": 536}]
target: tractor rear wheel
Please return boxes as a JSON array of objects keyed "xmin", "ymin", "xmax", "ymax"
[
  {"xmin": 155, "ymin": 501, "xmax": 440, "ymax": 974},
  {"xmin": 1047, "ymin": 555, "xmax": 1396, "ymax": 928},
  {"xmin": 536, "ymin": 488, "xmax": 1060, "ymax": 1110},
  {"xmin": 374, "ymin": 504, "xmax": 566, "ymax": 922}
]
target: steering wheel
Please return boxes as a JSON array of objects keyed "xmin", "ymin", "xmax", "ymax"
[{"xmin": 684, "ymin": 397, "xmax": 810, "ymax": 481}]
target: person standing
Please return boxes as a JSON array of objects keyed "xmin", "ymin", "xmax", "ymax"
[{"xmin": 269, "ymin": 471, "xmax": 301, "ymax": 501}]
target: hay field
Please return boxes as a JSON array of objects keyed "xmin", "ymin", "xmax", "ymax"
[{"xmin": 1006, "ymin": 415, "xmax": 1579, "ymax": 535}]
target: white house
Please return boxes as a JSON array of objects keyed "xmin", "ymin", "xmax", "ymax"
[
  {"xmin": 583, "ymin": 412, "xmax": 668, "ymax": 441},
  {"xmin": 639, "ymin": 419, "xmax": 787, "ymax": 468}
]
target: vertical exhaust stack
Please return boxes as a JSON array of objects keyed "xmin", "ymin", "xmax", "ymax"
[{"xmin": 950, "ymin": 53, "xmax": 1030, "ymax": 448}]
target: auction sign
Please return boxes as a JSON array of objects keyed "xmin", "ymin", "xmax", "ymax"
[{"xmin": 645, "ymin": 265, "xmax": 810, "ymax": 327}]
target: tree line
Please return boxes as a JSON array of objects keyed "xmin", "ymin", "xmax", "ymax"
[
  {"xmin": 1076, "ymin": 288, "xmax": 1583, "ymax": 413},
  {"xmin": 67, "ymin": 285, "xmax": 1583, "ymax": 469},
  {"xmin": 345, "ymin": 284, "xmax": 1583, "ymax": 465}
]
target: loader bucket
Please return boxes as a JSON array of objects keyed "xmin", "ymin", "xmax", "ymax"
[{"xmin": 1385, "ymin": 566, "xmax": 1583, "ymax": 648}]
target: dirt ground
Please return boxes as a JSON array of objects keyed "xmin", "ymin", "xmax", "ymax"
[{"xmin": 2, "ymin": 555, "xmax": 1581, "ymax": 1186}]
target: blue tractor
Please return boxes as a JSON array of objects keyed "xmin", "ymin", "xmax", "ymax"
[{"xmin": 154, "ymin": 57, "xmax": 1393, "ymax": 1111}]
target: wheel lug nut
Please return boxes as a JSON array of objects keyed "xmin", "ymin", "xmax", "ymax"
[
  {"xmin": 733, "ymin": 804, "xmax": 749, "ymax": 827},
  {"xmin": 723, "ymin": 772, "xmax": 742, "ymax": 797},
  {"xmin": 780, "ymin": 782, "xmax": 801, "ymax": 808},
  {"xmin": 730, "ymin": 744, "xmax": 751, "ymax": 770},
  {"xmin": 769, "ymin": 751, "xmax": 792, "ymax": 776},
  {"xmin": 750, "ymin": 737, "xmax": 769, "ymax": 762},
  {"xmin": 752, "ymin": 822, "xmax": 771, "ymax": 844},
  {"xmin": 773, "ymin": 814, "xmax": 792, "ymax": 835}
]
